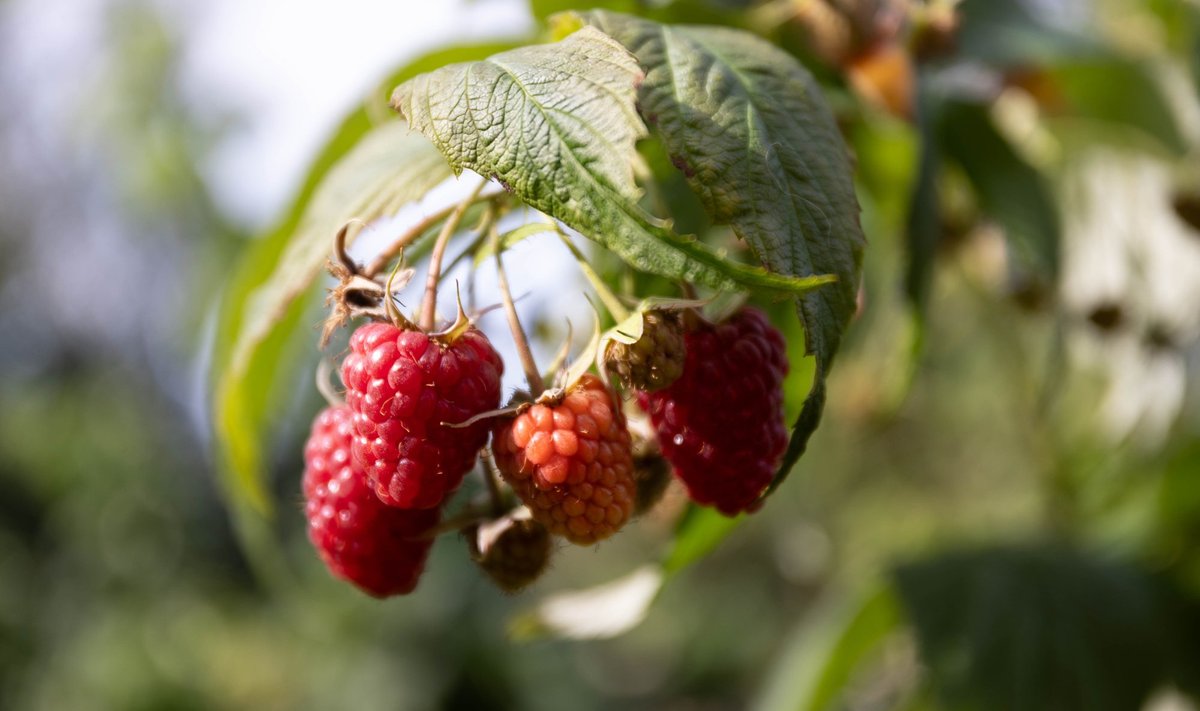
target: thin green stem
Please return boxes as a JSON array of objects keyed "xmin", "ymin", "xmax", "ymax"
[
  {"xmin": 552, "ymin": 224, "xmax": 630, "ymax": 322},
  {"xmin": 420, "ymin": 178, "xmax": 488, "ymax": 330}
]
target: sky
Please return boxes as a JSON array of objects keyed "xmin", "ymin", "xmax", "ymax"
[
  {"xmin": 0, "ymin": 0, "xmax": 597, "ymax": 415},
  {"xmin": 180, "ymin": 0, "xmax": 534, "ymax": 228}
]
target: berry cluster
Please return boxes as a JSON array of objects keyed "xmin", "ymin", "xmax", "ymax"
[{"xmin": 298, "ymin": 218, "xmax": 794, "ymax": 598}]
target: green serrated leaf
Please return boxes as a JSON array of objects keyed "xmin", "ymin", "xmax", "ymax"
[
  {"xmin": 577, "ymin": 11, "xmax": 865, "ymax": 495},
  {"xmin": 391, "ymin": 27, "xmax": 837, "ymax": 296}
]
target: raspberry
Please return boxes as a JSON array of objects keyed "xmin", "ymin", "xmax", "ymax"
[
  {"xmin": 340, "ymin": 321, "xmax": 503, "ymax": 509},
  {"xmin": 603, "ymin": 309, "xmax": 686, "ymax": 392},
  {"xmin": 468, "ymin": 516, "xmax": 552, "ymax": 593},
  {"xmin": 632, "ymin": 453, "xmax": 672, "ymax": 515},
  {"xmin": 637, "ymin": 308, "xmax": 789, "ymax": 515},
  {"xmin": 492, "ymin": 374, "xmax": 636, "ymax": 545},
  {"xmin": 302, "ymin": 406, "xmax": 438, "ymax": 597}
]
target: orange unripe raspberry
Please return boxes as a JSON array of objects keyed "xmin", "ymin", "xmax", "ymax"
[{"xmin": 492, "ymin": 375, "xmax": 636, "ymax": 545}]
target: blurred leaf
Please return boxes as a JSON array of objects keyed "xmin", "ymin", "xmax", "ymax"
[
  {"xmin": 1050, "ymin": 58, "xmax": 1188, "ymax": 154},
  {"xmin": 509, "ymin": 565, "xmax": 663, "ymax": 640},
  {"xmin": 939, "ymin": 100, "xmax": 1059, "ymax": 278},
  {"xmin": 579, "ymin": 11, "xmax": 865, "ymax": 496},
  {"xmin": 1157, "ymin": 440, "xmax": 1200, "ymax": 529},
  {"xmin": 211, "ymin": 40, "xmax": 525, "ymax": 515},
  {"xmin": 536, "ymin": 0, "xmax": 745, "ymax": 27},
  {"xmin": 662, "ymin": 504, "xmax": 742, "ymax": 575},
  {"xmin": 904, "ymin": 75, "xmax": 942, "ymax": 313},
  {"xmin": 1155, "ymin": 441, "xmax": 1200, "ymax": 594},
  {"xmin": 894, "ymin": 546, "xmax": 1173, "ymax": 711},
  {"xmin": 754, "ymin": 584, "xmax": 902, "ymax": 711},
  {"xmin": 1162, "ymin": 582, "xmax": 1200, "ymax": 699},
  {"xmin": 393, "ymin": 27, "xmax": 836, "ymax": 295},
  {"xmin": 955, "ymin": 0, "xmax": 1100, "ymax": 66},
  {"xmin": 530, "ymin": 0, "xmax": 640, "ymax": 21},
  {"xmin": 1192, "ymin": 5, "xmax": 1200, "ymax": 97}
]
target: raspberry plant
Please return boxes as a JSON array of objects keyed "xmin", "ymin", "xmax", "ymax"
[{"xmin": 213, "ymin": 10, "xmax": 863, "ymax": 604}]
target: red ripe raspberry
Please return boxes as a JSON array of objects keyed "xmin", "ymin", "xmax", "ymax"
[
  {"xmin": 637, "ymin": 308, "xmax": 789, "ymax": 516},
  {"xmin": 340, "ymin": 322, "xmax": 503, "ymax": 509},
  {"xmin": 302, "ymin": 406, "xmax": 438, "ymax": 597},
  {"xmin": 492, "ymin": 375, "xmax": 636, "ymax": 545}
]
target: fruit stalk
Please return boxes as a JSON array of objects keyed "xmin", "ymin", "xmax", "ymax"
[
  {"xmin": 362, "ymin": 180, "xmax": 496, "ymax": 279},
  {"xmin": 553, "ymin": 226, "xmax": 629, "ymax": 321},
  {"xmin": 420, "ymin": 178, "xmax": 488, "ymax": 330}
]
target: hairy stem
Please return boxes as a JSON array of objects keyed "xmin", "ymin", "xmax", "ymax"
[
  {"xmin": 419, "ymin": 178, "xmax": 488, "ymax": 330},
  {"xmin": 362, "ymin": 183, "xmax": 497, "ymax": 279}
]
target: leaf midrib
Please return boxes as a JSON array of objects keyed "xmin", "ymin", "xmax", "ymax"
[
  {"xmin": 487, "ymin": 55, "xmax": 640, "ymax": 202},
  {"xmin": 485, "ymin": 54, "xmax": 835, "ymax": 290}
]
